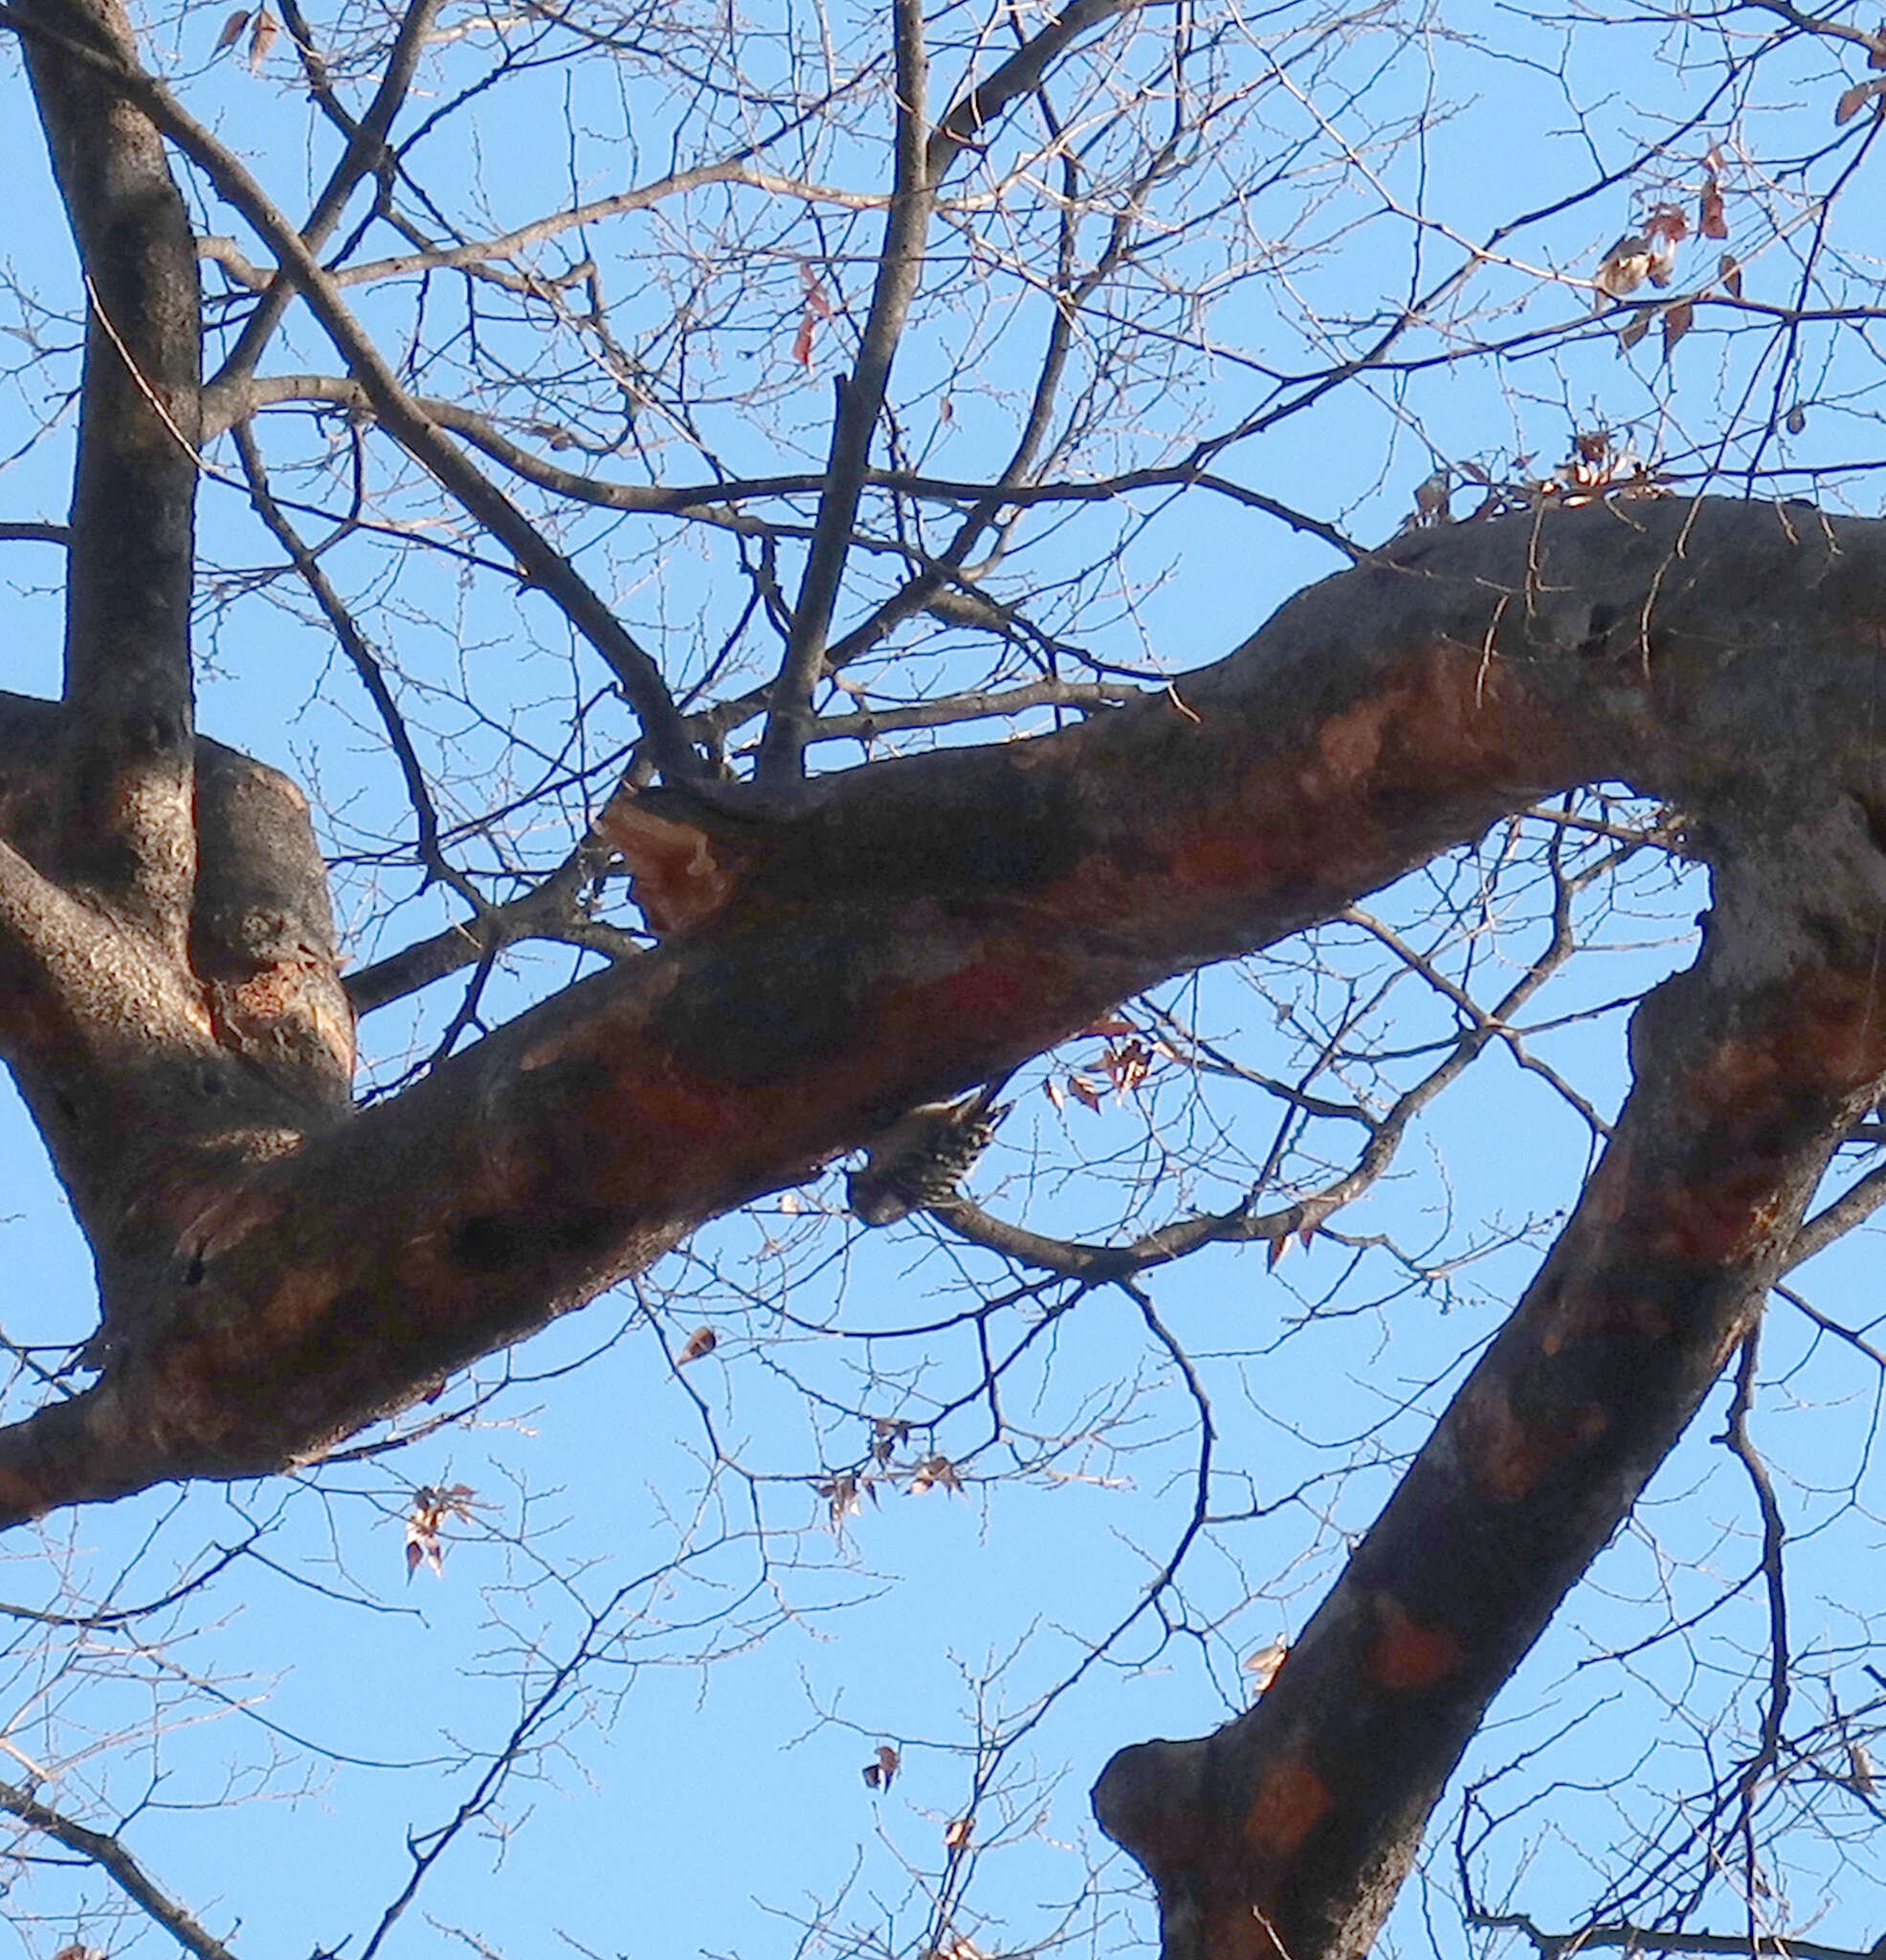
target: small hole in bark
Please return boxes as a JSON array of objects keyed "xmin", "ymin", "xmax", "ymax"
[
  {"xmin": 53, "ymin": 1092, "xmax": 76, "ymax": 1121},
  {"xmin": 1578, "ymin": 602, "xmax": 1617, "ymax": 656},
  {"xmin": 184, "ymin": 1245, "xmax": 205, "ymax": 1286},
  {"xmin": 199, "ymin": 1064, "xmax": 225, "ymax": 1098},
  {"xmin": 1854, "ymin": 792, "xmax": 1886, "ymax": 861}
]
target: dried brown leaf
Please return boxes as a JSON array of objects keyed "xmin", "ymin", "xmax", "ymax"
[
  {"xmin": 402, "ymin": 1482, "xmax": 477, "ymax": 1580},
  {"xmin": 1835, "ymin": 78, "xmax": 1880, "ymax": 122},
  {"xmin": 1244, "ymin": 1640, "xmax": 1290, "ymax": 1693},
  {"xmin": 817, "ymin": 1472, "xmax": 869, "ymax": 1524},
  {"xmin": 943, "ymin": 1816, "xmax": 974, "ymax": 1850},
  {"xmin": 213, "ymin": 8, "xmax": 250, "ymax": 52},
  {"xmin": 1617, "ymin": 308, "xmax": 1653, "ymax": 352},
  {"xmin": 1786, "ymin": 403, "xmax": 1808, "ymax": 434},
  {"xmin": 1660, "ymin": 298, "xmax": 1694, "ymax": 358},
  {"xmin": 862, "ymin": 1743, "xmax": 901, "ymax": 1790},
  {"xmin": 1699, "ymin": 178, "xmax": 1728, "ymax": 239},
  {"xmin": 402, "ymin": 1474, "xmax": 477, "ymax": 1583},
  {"xmin": 677, "ymin": 1325, "xmax": 718, "ymax": 1366},
  {"xmin": 870, "ymin": 1415, "xmax": 912, "ymax": 1464},
  {"xmin": 791, "ymin": 274, "xmax": 834, "ymax": 368},
  {"xmin": 922, "ymin": 1939, "xmax": 987, "ymax": 1960},
  {"xmin": 1099, "ymin": 1038, "xmax": 1152, "ymax": 1097},
  {"xmin": 1718, "ymin": 253, "xmax": 1742, "ymax": 299},
  {"xmin": 910, "ymin": 1453, "xmax": 964, "ymax": 1495},
  {"xmin": 247, "ymin": 8, "xmax": 277, "ymax": 69},
  {"xmin": 1643, "ymin": 201, "xmax": 1689, "ymax": 245}
]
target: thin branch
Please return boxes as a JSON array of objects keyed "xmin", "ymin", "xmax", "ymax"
[
  {"xmin": 0, "ymin": 1, "xmax": 704, "ymax": 783},
  {"xmin": 202, "ymin": 369, "xmax": 1361, "ymax": 560},
  {"xmin": 0, "ymin": 1777, "xmax": 240, "ymax": 1960},
  {"xmin": 927, "ymin": 0, "xmax": 1143, "ymax": 179},
  {"xmin": 754, "ymin": 0, "xmax": 935, "ymax": 787},
  {"xmin": 802, "ymin": 679, "xmax": 1139, "ymax": 746},
  {"xmin": 1785, "ymin": 1155, "xmax": 1886, "ymax": 1268},
  {"xmin": 233, "ymin": 421, "xmax": 485, "ymax": 914},
  {"xmin": 208, "ymin": 0, "xmax": 448, "ymax": 392},
  {"xmin": 1719, "ymin": 1320, "xmax": 1790, "ymax": 1779},
  {"xmin": 343, "ymin": 867, "xmax": 643, "ymax": 1015},
  {"xmin": 1467, "ymin": 1911, "xmax": 1883, "ymax": 1960}
]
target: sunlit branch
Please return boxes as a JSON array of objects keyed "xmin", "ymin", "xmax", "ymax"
[
  {"xmin": 801, "ymin": 678, "xmax": 1140, "ymax": 746},
  {"xmin": 0, "ymin": 1777, "xmax": 240, "ymax": 1960}
]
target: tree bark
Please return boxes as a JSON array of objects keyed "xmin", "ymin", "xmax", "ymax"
[
  {"xmin": 0, "ymin": 497, "xmax": 1873, "ymax": 1510},
  {"xmin": 7, "ymin": 7, "xmax": 1882, "ymax": 1949},
  {"xmin": 1091, "ymin": 791, "xmax": 1886, "ymax": 1959},
  {"xmin": 0, "ymin": 486, "xmax": 1881, "ymax": 1955},
  {"xmin": 17, "ymin": 0, "xmax": 200, "ymax": 944}
]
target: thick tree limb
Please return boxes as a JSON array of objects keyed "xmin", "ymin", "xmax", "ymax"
[
  {"xmin": 0, "ymin": 692, "xmax": 350, "ymax": 1354},
  {"xmin": 0, "ymin": 492, "xmax": 1874, "ymax": 1956},
  {"xmin": 1091, "ymin": 808, "xmax": 1886, "ymax": 1957},
  {"xmin": 16, "ymin": 0, "xmax": 199, "ymax": 943},
  {"xmin": 0, "ymin": 499, "xmax": 1866, "ymax": 1520}
]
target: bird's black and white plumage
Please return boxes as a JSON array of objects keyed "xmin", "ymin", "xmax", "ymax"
[{"xmin": 846, "ymin": 1080, "xmax": 1012, "ymax": 1226}]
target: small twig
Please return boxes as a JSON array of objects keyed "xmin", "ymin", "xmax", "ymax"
[{"xmin": 1716, "ymin": 1316, "xmax": 1790, "ymax": 1928}]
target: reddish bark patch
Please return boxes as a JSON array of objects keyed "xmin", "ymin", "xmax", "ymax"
[
  {"xmin": 1240, "ymin": 1752, "xmax": 1332, "ymax": 1860},
  {"xmin": 1365, "ymin": 1595, "xmax": 1468, "ymax": 1693},
  {"xmin": 1457, "ymin": 1377, "xmax": 1609, "ymax": 1503}
]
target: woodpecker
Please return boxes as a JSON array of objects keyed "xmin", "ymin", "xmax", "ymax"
[
  {"xmin": 845, "ymin": 1080, "xmax": 1012, "ymax": 1226},
  {"xmin": 1594, "ymin": 234, "xmax": 1653, "ymax": 301},
  {"xmin": 1411, "ymin": 468, "xmax": 1451, "ymax": 526}
]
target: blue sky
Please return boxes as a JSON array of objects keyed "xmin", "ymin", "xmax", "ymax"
[{"xmin": 1, "ymin": 1, "xmax": 1885, "ymax": 1956}]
